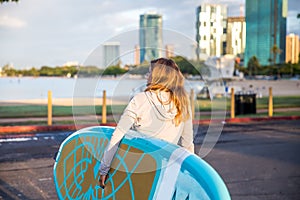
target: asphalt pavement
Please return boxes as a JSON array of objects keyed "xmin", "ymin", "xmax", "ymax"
[{"xmin": 0, "ymin": 120, "xmax": 299, "ymax": 200}]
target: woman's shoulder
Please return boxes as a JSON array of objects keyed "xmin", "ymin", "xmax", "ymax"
[{"xmin": 132, "ymin": 92, "xmax": 148, "ymax": 101}]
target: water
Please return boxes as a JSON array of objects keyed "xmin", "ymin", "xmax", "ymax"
[
  {"xmin": 0, "ymin": 76, "xmax": 204, "ymax": 101},
  {"xmin": 0, "ymin": 76, "xmax": 146, "ymax": 100}
]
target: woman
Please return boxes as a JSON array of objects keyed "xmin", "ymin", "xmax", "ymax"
[{"xmin": 99, "ymin": 58, "xmax": 194, "ymax": 188}]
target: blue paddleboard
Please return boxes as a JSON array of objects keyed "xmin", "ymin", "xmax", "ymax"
[{"xmin": 53, "ymin": 126, "xmax": 231, "ymax": 199}]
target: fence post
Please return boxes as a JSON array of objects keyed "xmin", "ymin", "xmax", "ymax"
[
  {"xmin": 231, "ymin": 88, "xmax": 235, "ymax": 119},
  {"xmin": 190, "ymin": 89, "xmax": 195, "ymax": 120},
  {"xmin": 48, "ymin": 90, "xmax": 52, "ymax": 126},
  {"xmin": 102, "ymin": 90, "xmax": 107, "ymax": 124},
  {"xmin": 268, "ymin": 87, "xmax": 273, "ymax": 117}
]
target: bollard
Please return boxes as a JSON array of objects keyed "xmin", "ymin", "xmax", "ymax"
[
  {"xmin": 102, "ymin": 90, "xmax": 107, "ymax": 124},
  {"xmin": 48, "ymin": 90, "xmax": 52, "ymax": 126},
  {"xmin": 190, "ymin": 89, "xmax": 195, "ymax": 120},
  {"xmin": 268, "ymin": 87, "xmax": 273, "ymax": 117},
  {"xmin": 231, "ymin": 88, "xmax": 235, "ymax": 119}
]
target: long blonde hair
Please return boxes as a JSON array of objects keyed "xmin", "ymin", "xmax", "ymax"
[{"xmin": 145, "ymin": 58, "xmax": 190, "ymax": 126}]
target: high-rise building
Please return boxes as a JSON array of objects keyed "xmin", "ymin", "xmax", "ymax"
[
  {"xmin": 165, "ymin": 44, "xmax": 174, "ymax": 58},
  {"xmin": 134, "ymin": 45, "xmax": 140, "ymax": 65},
  {"xmin": 139, "ymin": 13, "xmax": 163, "ymax": 63},
  {"xmin": 245, "ymin": 0, "xmax": 287, "ymax": 66},
  {"xmin": 286, "ymin": 33, "xmax": 299, "ymax": 64},
  {"xmin": 226, "ymin": 17, "xmax": 246, "ymax": 58},
  {"xmin": 196, "ymin": 4, "xmax": 227, "ymax": 60},
  {"xmin": 103, "ymin": 42, "xmax": 120, "ymax": 67}
]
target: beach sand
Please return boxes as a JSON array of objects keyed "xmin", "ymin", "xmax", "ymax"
[{"xmin": 228, "ymin": 80, "xmax": 300, "ymax": 97}]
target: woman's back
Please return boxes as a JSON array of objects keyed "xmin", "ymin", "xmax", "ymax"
[
  {"xmin": 99, "ymin": 58, "xmax": 194, "ymax": 187},
  {"xmin": 122, "ymin": 91, "xmax": 185, "ymax": 144}
]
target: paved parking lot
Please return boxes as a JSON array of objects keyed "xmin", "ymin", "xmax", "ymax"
[
  {"xmin": 0, "ymin": 120, "xmax": 299, "ymax": 200},
  {"xmin": 198, "ymin": 120, "xmax": 300, "ymax": 200}
]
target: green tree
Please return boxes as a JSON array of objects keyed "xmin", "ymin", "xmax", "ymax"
[
  {"xmin": 247, "ymin": 56, "xmax": 260, "ymax": 77},
  {"xmin": 128, "ymin": 63, "xmax": 149, "ymax": 75},
  {"xmin": 39, "ymin": 66, "xmax": 53, "ymax": 76},
  {"xmin": 78, "ymin": 66, "xmax": 102, "ymax": 77},
  {"xmin": 21, "ymin": 67, "xmax": 39, "ymax": 76},
  {"xmin": 103, "ymin": 65, "xmax": 127, "ymax": 76},
  {"xmin": 2, "ymin": 64, "xmax": 18, "ymax": 76},
  {"xmin": 29, "ymin": 67, "xmax": 39, "ymax": 76},
  {"xmin": 293, "ymin": 63, "xmax": 300, "ymax": 74},
  {"xmin": 68, "ymin": 66, "xmax": 79, "ymax": 77},
  {"xmin": 271, "ymin": 44, "xmax": 282, "ymax": 77},
  {"xmin": 270, "ymin": 44, "xmax": 282, "ymax": 65},
  {"xmin": 172, "ymin": 56, "xmax": 200, "ymax": 75}
]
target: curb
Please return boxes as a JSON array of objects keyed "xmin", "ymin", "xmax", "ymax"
[
  {"xmin": 0, "ymin": 116, "xmax": 299, "ymax": 134},
  {"xmin": 193, "ymin": 115, "xmax": 300, "ymax": 124},
  {"xmin": 0, "ymin": 123, "xmax": 117, "ymax": 134}
]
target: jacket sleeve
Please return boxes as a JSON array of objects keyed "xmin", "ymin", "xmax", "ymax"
[
  {"xmin": 99, "ymin": 94, "xmax": 142, "ymax": 175},
  {"xmin": 180, "ymin": 106, "xmax": 195, "ymax": 153}
]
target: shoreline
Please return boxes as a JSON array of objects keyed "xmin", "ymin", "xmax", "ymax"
[{"xmin": 1, "ymin": 79, "xmax": 299, "ymax": 106}]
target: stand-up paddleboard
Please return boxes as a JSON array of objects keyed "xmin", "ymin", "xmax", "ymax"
[{"xmin": 53, "ymin": 126, "xmax": 231, "ymax": 199}]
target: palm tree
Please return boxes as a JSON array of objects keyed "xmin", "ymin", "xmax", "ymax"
[
  {"xmin": 247, "ymin": 56, "xmax": 260, "ymax": 77},
  {"xmin": 271, "ymin": 44, "xmax": 282, "ymax": 78},
  {"xmin": 271, "ymin": 44, "xmax": 282, "ymax": 65}
]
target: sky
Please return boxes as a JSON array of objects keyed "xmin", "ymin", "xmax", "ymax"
[{"xmin": 0, "ymin": 0, "xmax": 299, "ymax": 69}]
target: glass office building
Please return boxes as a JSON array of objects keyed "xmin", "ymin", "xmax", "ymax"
[
  {"xmin": 103, "ymin": 42, "xmax": 120, "ymax": 67},
  {"xmin": 139, "ymin": 13, "xmax": 162, "ymax": 63},
  {"xmin": 245, "ymin": 0, "xmax": 287, "ymax": 66}
]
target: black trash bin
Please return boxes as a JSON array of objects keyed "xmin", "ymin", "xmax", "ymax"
[{"xmin": 235, "ymin": 93, "xmax": 256, "ymax": 115}]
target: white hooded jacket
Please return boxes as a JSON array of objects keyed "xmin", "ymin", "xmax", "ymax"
[{"xmin": 99, "ymin": 91, "xmax": 194, "ymax": 175}]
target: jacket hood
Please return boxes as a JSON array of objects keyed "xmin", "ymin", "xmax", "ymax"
[{"xmin": 145, "ymin": 91, "xmax": 177, "ymax": 121}]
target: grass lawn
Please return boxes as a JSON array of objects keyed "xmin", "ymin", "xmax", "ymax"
[
  {"xmin": 0, "ymin": 96, "xmax": 299, "ymax": 121},
  {"xmin": 0, "ymin": 105, "xmax": 127, "ymax": 118},
  {"xmin": 195, "ymin": 95, "xmax": 300, "ymax": 111}
]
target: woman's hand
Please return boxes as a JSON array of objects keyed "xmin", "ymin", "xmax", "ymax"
[{"xmin": 99, "ymin": 174, "xmax": 108, "ymax": 189}]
